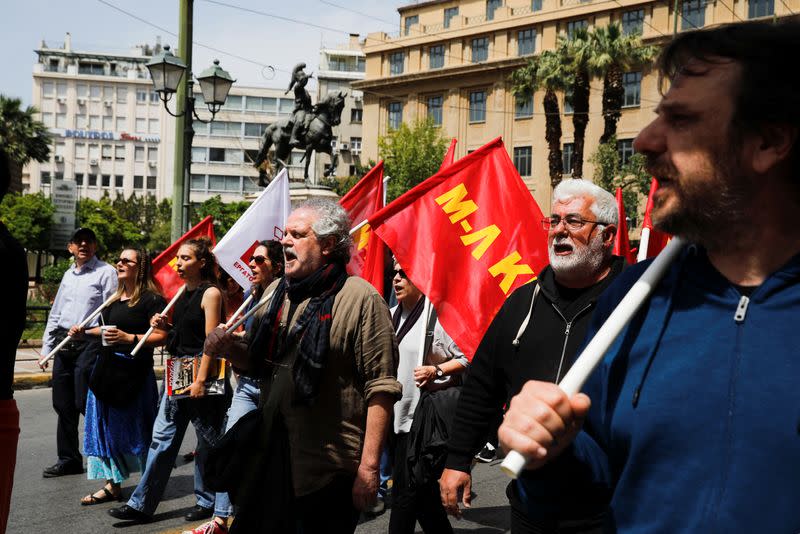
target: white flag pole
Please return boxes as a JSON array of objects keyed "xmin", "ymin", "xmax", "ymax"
[
  {"xmin": 636, "ymin": 227, "xmax": 651, "ymax": 263},
  {"xmin": 349, "ymin": 175, "xmax": 391, "ymax": 236},
  {"xmin": 225, "ymin": 289, "xmax": 275, "ymax": 333},
  {"xmin": 225, "ymin": 294, "xmax": 254, "ymax": 329},
  {"xmin": 415, "ymin": 297, "xmax": 432, "ymax": 370},
  {"xmin": 500, "ymin": 237, "xmax": 686, "ymax": 479},
  {"xmin": 38, "ymin": 293, "xmax": 118, "ymax": 366},
  {"xmin": 130, "ymin": 285, "xmax": 186, "ymax": 356}
]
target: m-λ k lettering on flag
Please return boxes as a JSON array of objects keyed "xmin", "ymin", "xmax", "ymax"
[
  {"xmin": 368, "ymin": 137, "xmax": 549, "ymax": 360},
  {"xmin": 213, "ymin": 168, "xmax": 291, "ymax": 291},
  {"xmin": 339, "ymin": 161, "xmax": 385, "ymax": 287},
  {"xmin": 152, "ymin": 216, "xmax": 216, "ymax": 300}
]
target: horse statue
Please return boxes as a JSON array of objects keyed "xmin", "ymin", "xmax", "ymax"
[{"xmin": 254, "ymin": 91, "xmax": 346, "ymax": 185}]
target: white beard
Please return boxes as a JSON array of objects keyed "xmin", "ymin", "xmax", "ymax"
[{"xmin": 548, "ymin": 231, "xmax": 606, "ymax": 280}]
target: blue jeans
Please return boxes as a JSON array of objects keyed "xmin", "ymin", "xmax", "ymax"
[
  {"xmin": 127, "ymin": 389, "xmax": 220, "ymax": 517},
  {"xmin": 212, "ymin": 375, "xmax": 261, "ymax": 517}
]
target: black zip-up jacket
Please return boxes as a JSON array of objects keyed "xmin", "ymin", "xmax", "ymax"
[{"xmin": 445, "ymin": 256, "xmax": 625, "ymax": 518}]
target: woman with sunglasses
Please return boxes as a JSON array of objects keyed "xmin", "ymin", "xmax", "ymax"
[
  {"xmin": 108, "ymin": 237, "xmax": 229, "ymax": 525},
  {"xmin": 195, "ymin": 240, "xmax": 285, "ymax": 534},
  {"xmin": 69, "ymin": 247, "xmax": 167, "ymax": 505}
]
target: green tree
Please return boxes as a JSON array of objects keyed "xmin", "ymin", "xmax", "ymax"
[
  {"xmin": 77, "ymin": 195, "xmax": 145, "ymax": 256},
  {"xmin": 0, "ymin": 95, "xmax": 51, "ymax": 168},
  {"xmin": 110, "ymin": 193, "xmax": 172, "ymax": 252},
  {"xmin": 511, "ymin": 50, "xmax": 572, "ymax": 188},
  {"xmin": 589, "ymin": 23, "xmax": 658, "ymax": 143},
  {"xmin": 559, "ymin": 28, "xmax": 593, "ymax": 179},
  {"xmin": 192, "ymin": 196, "xmax": 252, "ymax": 239},
  {"xmin": 377, "ymin": 118, "xmax": 449, "ymax": 201},
  {"xmin": 0, "ymin": 192, "xmax": 55, "ymax": 250},
  {"xmin": 590, "ymin": 136, "xmax": 650, "ymax": 217}
]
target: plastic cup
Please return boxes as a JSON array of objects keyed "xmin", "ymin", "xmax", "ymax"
[{"xmin": 101, "ymin": 325, "xmax": 117, "ymax": 346}]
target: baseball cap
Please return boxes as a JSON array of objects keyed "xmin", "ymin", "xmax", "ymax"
[{"xmin": 70, "ymin": 227, "xmax": 97, "ymax": 243}]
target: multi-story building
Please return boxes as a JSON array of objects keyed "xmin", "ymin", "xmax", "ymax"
[
  {"xmin": 26, "ymin": 34, "xmax": 314, "ymax": 206},
  {"xmin": 353, "ymin": 0, "xmax": 798, "ymax": 212},
  {"xmin": 314, "ymin": 34, "xmax": 366, "ymax": 180},
  {"xmin": 27, "ymin": 33, "xmax": 174, "ymax": 201}
]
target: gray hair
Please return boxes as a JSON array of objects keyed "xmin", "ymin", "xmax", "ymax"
[
  {"xmin": 296, "ymin": 198, "xmax": 353, "ymax": 264},
  {"xmin": 552, "ymin": 179, "xmax": 617, "ymax": 226}
]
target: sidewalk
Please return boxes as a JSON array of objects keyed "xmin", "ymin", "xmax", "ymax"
[{"xmin": 13, "ymin": 346, "xmax": 164, "ymax": 390}]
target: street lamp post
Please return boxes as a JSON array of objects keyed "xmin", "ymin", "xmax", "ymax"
[{"xmin": 146, "ymin": 44, "xmax": 235, "ymax": 239}]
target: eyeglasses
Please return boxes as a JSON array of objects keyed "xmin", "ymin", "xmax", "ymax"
[
  {"xmin": 542, "ymin": 215, "xmax": 611, "ymax": 231},
  {"xmin": 115, "ymin": 258, "xmax": 138, "ymax": 266},
  {"xmin": 393, "ymin": 269, "xmax": 407, "ymax": 279},
  {"xmin": 249, "ymin": 255, "xmax": 267, "ymax": 265}
]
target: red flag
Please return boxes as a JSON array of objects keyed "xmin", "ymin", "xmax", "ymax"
[
  {"xmin": 152, "ymin": 216, "xmax": 216, "ymax": 299},
  {"xmin": 369, "ymin": 137, "xmax": 549, "ymax": 360},
  {"xmin": 637, "ymin": 178, "xmax": 671, "ymax": 261},
  {"xmin": 339, "ymin": 162, "xmax": 386, "ymax": 294},
  {"xmin": 439, "ymin": 138, "xmax": 458, "ymax": 172},
  {"xmin": 613, "ymin": 187, "xmax": 637, "ymax": 264}
]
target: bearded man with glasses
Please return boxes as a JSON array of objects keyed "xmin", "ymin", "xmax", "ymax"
[{"xmin": 440, "ymin": 179, "xmax": 624, "ymax": 533}]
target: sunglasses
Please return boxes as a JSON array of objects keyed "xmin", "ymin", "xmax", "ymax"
[
  {"xmin": 115, "ymin": 258, "xmax": 138, "ymax": 266},
  {"xmin": 394, "ymin": 269, "xmax": 407, "ymax": 279},
  {"xmin": 249, "ymin": 255, "xmax": 268, "ymax": 265}
]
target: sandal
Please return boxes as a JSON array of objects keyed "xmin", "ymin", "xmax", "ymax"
[{"xmin": 80, "ymin": 485, "xmax": 121, "ymax": 506}]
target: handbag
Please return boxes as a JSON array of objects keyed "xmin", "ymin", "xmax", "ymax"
[{"xmin": 89, "ymin": 344, "xmax": 150, "ymax": 408}]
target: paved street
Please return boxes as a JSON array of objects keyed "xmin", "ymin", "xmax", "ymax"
[{"xmin": 9, "ymin": 385, "xmax": 512, "ymax": 533}]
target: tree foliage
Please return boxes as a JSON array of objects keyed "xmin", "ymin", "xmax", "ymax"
[
  {"xmin": 0, "ymin": 95, "xmax": 51, "ymax": 165},
  {"xmin": 192, "ymin": 196, "xmax": 252, "ymax": 240},
  {"xmin": 590, "ymin": 136, "xmax": 650, "ymax": 218},
  {"xmin": 0, "ymin": 192, "xmax": 55, "ymax": 250},
  {"xmin": 110, "ymin": 193, "xmax": 172, "ymax": 252},
  {"xmin": 378, "ymin": 118, "xmax": 449, "ymax": 201},
  {"xmin": 77, "ymin": 195, "xmax": 146, "ymax": 256}
]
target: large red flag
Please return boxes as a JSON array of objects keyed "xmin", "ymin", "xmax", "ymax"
[
  {"xmin": 613, "ymin": 187, "xmax": 637, "ymax": 264},
  {"xmin": 152, "ymin": 216, "xmax": 216, "ymax": 299},
  {"xmin": 637, "ymin": 178, "xmax": 671, "ymax": 262},
  {"xmin": 369, "ymin": 137, "xmax": 549, "ymax": 360},
  {"xmin": 439, "ymin": 138, "xmax": 457, "ymax": 172},
  {"xmin": 339, "ymin": 162, "xmax": 386, "ymax": 295}
]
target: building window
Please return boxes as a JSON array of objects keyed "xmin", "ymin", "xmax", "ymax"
[
  {"xmin": 210, "ymin": 121, "xmax": 240, "ymax": 136},
  {"xmin": 518, "ymin": 29, "xmax": 536, "ymax": 56},
  {"xmin": 209, "ymin": 175, "xmax": 241, "ymax": 192},
  {"xmin": 429, "ymin": 45, "xmax": 445, "ymax": 69},
  {"xmin": 75, "ymin": 144, "xmax": 87, "ymax": 160},
  {"xmin": 390, "ymin": 52, "xmax": 405, "ymax": 76},
  {"xmin": 135, "ymin": 118, "xmax": 146, "ymax": 133},
  {"xmin": 40, "ymin": 172, "xmax": 51, "ymax": 185},
  {"xmin": 56, "ymin": 113, "xmax": 67, "ymax": 128},
  {"xmin": 562, "ymin": 143, "xmax": 574, "ymax": 175},
  {"xmin": 115, "ymin": 145, "xmax": 125, "ymax": 161},
  {"xmin": 244, "ymin": 149, "xmax": 259, "ymax": 164},
  {"xmin": 244, "ymin": 122, "xmax": 266, "ymax": 137},
  {"xmin": 148, "ymin": 119, "xmax": 159, "ymax": 134},
  {"xmin": 532, "ymin": 0, "xmax": 543, "ymax": 11},
  {"xmin": 88, "ymin": 174, "xmax": 98, "ymax": 187},
  {"xmin": 90, "ymin": 86, "xmax": 102, "ymax": 100},
  {"xmin": 149, "ymin": 91, "xmax": 159, "ymax": 103},
  {"xmin": 469, "ymin": 91, "xmax": 486, "ymax": 123},
  {"xmin": 76, "ymin": 115, "xmax": 88, "ymax": 129},
  {"xmin": 564, "ymin": 88, "xmax": 574, "ymax": 114},
  {"xmin": 486, "ymin": 0, "xmax": 502, "ymax": 20},
  {"xmin": 101, "ymin": 174, "xmax": 111, "ymax": 188},
  {"xmin": 192, "ymin": 147, "xmax": 208, "ymax": 162},
  {"xmin": 114, "ymin": 175, "xmax": 124, "ymax": 188},
  {"xmin": 89, "ymin": 115, "xmax": 101, "ymax": 129},
  {"xmin": 515, "ymin": 92, "xmax": 533, "ymax": 118},
  {"xmin": 56, "ymin": 82, "xmax": 67, "ymax": 97},
  {"xmin": 681, "ymin": 0, "xmax": 706, "ymax": 29},
  {"xmin": 190, "ymin": 174, "xmax": 206, "ymax": 191},
  {"xmin": 621, "ymin": 9, "xmax": 645, "ymax": 35},
  {"xmin": 55, "ymin": 143, "xmax": 65, "ymax": 159},
  {"xmin": 134, "ymin": 175, "xmax": 143, "ymax": 189},
  {"xmin": 350, "ymin": 137, "xmax": 362, "ymax": 151},
  {"xmin": 224, "ymin": 95, "xmax": 242, "ymax": 110},
  {"xmin": 245, "ymin": 96, "xmax": 277, "ymax": 113},
  {"xmin": 147, "ymin": 176, "xmax": 157, "ymax": 190},
  {"xmin": 102, "ymin": 115, "xmax": 113, "ymax": 130},
  {"xmin": 404, "ymin": 15, "xmax": 418, "ymax": 36},
  {"xmin": 102, "ymin": 145, "xmax": 112, "ymax": 161},
  {"xmin": 617, "ymin": 139, "xmax": 635, "ymax": 166},
  {"xmin": 427, "ymin": 95, "xmax": 444, "ymax": 126},
  {"xmin": 148, "ymin": 147, "xmax": 158, "ymax": 162},
  {"xmin": 77, "ymin": 84, "xmax": 88, "ymax": 99},
  {"xmin": 350, "ymin": 108, "xmax": 363, "ymax": 123},
  {"xmin": 136, "ymin": 89, "xmax": 147, "ymax": 103},
  {"xmin": 88, "ymin": 145, "xmax": 100, "ymax": 161},
  {"xmin": 444, "ymin": 6, "xmax": 459, "ymax": 28},
  {"xmin": 623, "ymin": 71, "xmax": 642, "ymax": 107},
  {"xmin": 116, "ymin": 87, "xmax": 127, "ymax": 103},
  {"xmin": 134, "ymin": 146, "xmax": 145, "ymax": 162},
  {"xmin": 209, "ymin": 148, "xmax": 226, "ymax": 162},
  {"xmin": 566, "ymin": 19, "xmax": 588, "ymax": 38},
  {"xmin": 115, "ymin": 117, "xmax": 126, "ymax": 131},
  {"xmin": 75, "ymin": 173, "xmax": 84, "ymax": 186},
  {"xmin": 42, "ymin": 82, "xmax": 55, "ymax": 98},
  {"xmin": 749, "ymin": 0, "xmax": 774, "ymax": 17},
  {"xmin": 388, "ymin": 101, "xmax": 403, "ymax": 130},
  {"xmin": 41, "ymin": 113, "xmax": 54, "ymax": 128},
  {"xmin": 513, "ymin": 147, "xmax": 533, "ymax": 177},
  {"xmin": 472, "ymin": 37, "xmax": 489, "ymax": 63}
]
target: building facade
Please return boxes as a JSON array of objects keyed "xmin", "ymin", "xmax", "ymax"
[
  {"xmin": 353, "ymin": 0, "xmax": 798, "ymax": 213},
  {"xmin": 314, "ymin": 34, "xmax": 366, "ymax": 180}
]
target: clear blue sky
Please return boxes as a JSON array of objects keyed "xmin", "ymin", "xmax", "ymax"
[{"xmin": 1, "ymin": 0, "xmax": 402, "ymax": 107}]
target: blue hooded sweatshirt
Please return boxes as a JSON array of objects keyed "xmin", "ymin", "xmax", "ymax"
[{"xmin": 518, "ymin": 245, "xmax": 800, "ymax": 532}]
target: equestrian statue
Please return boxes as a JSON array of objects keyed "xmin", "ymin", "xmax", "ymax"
[{"xmin": 254, "ymin": 63, "xmax": 346, "ymax": 185}]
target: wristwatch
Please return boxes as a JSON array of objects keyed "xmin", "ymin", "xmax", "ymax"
[{"xmin": 434, "ymin": 365, "xmax": 444, "ymax": 378}]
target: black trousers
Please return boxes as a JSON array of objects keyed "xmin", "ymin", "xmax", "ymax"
[
  {"xmin": 51, "ymin": 337, "xmax": 96, "ymax": 465},
  {"xmin": 388, "ymin": 432, "xmax": 453, "ymax": 534},
  {"xmin": 510, "ymin": 505, "xmax": 604, "ymax": 534},
  {"xmin": 295, "ymin": 474, "xmax": 360, "ymax": 534}
]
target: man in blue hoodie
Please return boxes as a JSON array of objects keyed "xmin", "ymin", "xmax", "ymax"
[{"xmin": 499, "ymin": 20, "xmax": 800, "ymax": 532}]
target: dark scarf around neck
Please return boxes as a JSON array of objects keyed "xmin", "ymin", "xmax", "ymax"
[
  {"xmin": 250, "ymin": 262, "xmax": 348, "ymax": 405},
  {"xmin": 392, "ymin": 296, "xmax": 424, "ymax": 345}
]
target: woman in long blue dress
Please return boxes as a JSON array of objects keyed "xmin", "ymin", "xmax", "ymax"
[{"xmin": 70, "ymin": 247, "xmax": 167, "ymax": 504}]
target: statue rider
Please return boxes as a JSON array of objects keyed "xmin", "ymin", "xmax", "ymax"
[{"xmin": 286, "ymin": 63, "xmax": 313, "ymax": 149}]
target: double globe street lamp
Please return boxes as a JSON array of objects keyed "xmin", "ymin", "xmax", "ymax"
[{"xmin": 146, "ymin": 45, "xmax": 235, "ymax": 236}]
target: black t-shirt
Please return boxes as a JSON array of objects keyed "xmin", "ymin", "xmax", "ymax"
[
  {"xmin": 101, "ymin": 291, "xmax": 166, "ymax": 358},
  {"xmin": 1, "ymin": 222, "xmax": 28, "ymax": 401},
  {"xmin": 171, "ymin": 284, "xmax": 211, "ymax": 356}
]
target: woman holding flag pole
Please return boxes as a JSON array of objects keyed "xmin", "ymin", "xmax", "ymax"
[{"xmin": 108, "ymin": 237, "xmax": 230, "ymax": 525}]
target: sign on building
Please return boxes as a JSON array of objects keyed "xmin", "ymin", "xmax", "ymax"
[{"xmin": 50, "ymin": 179, "xmax": 78, "ymax": 251}]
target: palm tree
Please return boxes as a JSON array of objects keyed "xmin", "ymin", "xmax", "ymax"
[
  {"xmin": 510, "ymin": 50, "xmax": 572, "ymax": 188},
  {"xmin": 590, "ymin": 23, "xmax": 658, "ymax": 144},
  {"xmin": 558, "ymin": 28, "xmax": 593, "ymax": 179},
  {"xmin": 0, "ymin": 95, "xmax": 51, "ymax": 193}
]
